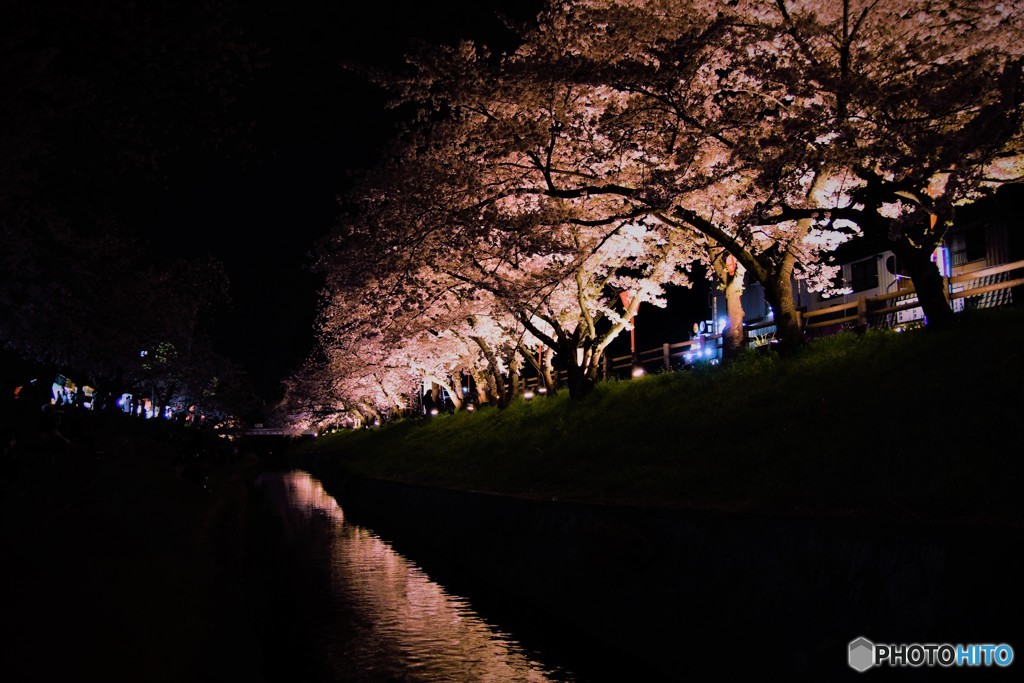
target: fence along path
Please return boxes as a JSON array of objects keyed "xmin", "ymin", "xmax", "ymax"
[{"xmin": 521, "ymin": 258, "xmax": 1024, "ymax": 387}]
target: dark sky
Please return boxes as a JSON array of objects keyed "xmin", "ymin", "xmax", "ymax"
[
  {"xmin": 165, "ymin": 0, "xmax": 546, "ymax": 405},
  {"xmin": 143, "ymin": 0, "xmax": 711, "ymax": 406}
]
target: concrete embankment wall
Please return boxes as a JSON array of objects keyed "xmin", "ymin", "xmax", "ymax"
[{"xmin": 314, "ymin": 474, "xmax": 1023, "ymax": 681}]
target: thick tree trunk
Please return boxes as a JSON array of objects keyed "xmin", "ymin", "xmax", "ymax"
[
  {"xmin": 585, "ymin": 348, "xmax": 604, "ymax": 386},
  {"xmin": 710, "ymin": 251, "xmax": 747, "ymax": 361},
  {"xmin": 518, "ymin": 343, "xmax": 559, "ymax": 396},
  {"xmin": 470, "ymin": 370, "xmax": 491, "ymax": 405},
  {"xmin": 508, "ymin": 357, "xmax": 521, "ymax": 400},
  {"xmin": 472, "ymin": 336, "xmax": 510, "ymax": 407},
  {"xmin": 562, "ymin": 343, "xmax": 596, "ymax": 399},
  {"xmin": 565, "ymin": 364, "xmax": 593, "ymax": 398},
  {"xmin": 762, "ymin": 255, "xmax": 804, "ymax": 351},
  {"xmin": 540, "ymin": 347, "xmax": 557, "ymax": 395},
  {"xmin": 891, "ymin": 240, "xmax": 955, "ymax": 329},
  {"xmin": 431, "ymin": 376, "xmax": 462, "ymax": 411},
  {"xmin": 723, "ymin": 272, "xmax": 747, "ymax": 359}
]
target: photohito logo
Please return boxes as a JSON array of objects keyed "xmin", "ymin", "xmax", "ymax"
[{"xmin": 848, "ymin": 637, "xmax": 1014, "ymax": 672}]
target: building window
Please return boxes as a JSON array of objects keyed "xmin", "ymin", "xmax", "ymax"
[
  {"xmin": 849, "ymin": 258, "xmax": 879, "ymax": 293},
  {"xmin": 950, "ymin": 224, "xmax": 986, "ymax": 266}
]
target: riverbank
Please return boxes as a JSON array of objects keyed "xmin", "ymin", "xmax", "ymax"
[
  {"xmin": 0, "ymin": 417, "xmax": 267, "ymax": 682},
  {"xmin": 292, "ymin": 307, "xmax": 1024, "ymax": 528},
  {"xmin": 280, "ymin": 310, "xmax": 1024, "ymax": 679}
]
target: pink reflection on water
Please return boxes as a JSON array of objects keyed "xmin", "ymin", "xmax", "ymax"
[{"xmin": 259, "ymin": 471, "xmax": 566, "ymax": 682}]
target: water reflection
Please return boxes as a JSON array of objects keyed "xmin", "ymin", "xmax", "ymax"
[{"xmin": 251, "ymin": 470, "xmax": 571, "ymax": 682}]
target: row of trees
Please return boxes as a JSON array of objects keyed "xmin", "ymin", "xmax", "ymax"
[
  {"xmin": 281, "ymin": 0, "xmax": 1024, "ymax": 430},
  {"xmin": 1, "ymin": 0, "xmax": 258, "ymax": 419}
]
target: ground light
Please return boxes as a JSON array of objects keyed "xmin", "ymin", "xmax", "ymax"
[
  {"xmin": 466, "ymin": 404, "xmax": 475, "ymax": 412},
  {"xmin": 429, "ymin": 408, "xmax": 439, "ymax": 416},
  {"xmin": 632, "ymin": 365, "xmax": 645, "ymax": 377},
  {"xmin": 523, "ymin": 390, "xmax": 535, "ymax": 401}
]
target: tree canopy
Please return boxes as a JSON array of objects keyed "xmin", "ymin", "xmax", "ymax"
[{"xmin": 285, "ymin": 0, "xmax": 1024, "ymax": 429}]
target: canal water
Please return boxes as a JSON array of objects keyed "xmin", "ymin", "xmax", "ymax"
[{"xmin": 244, "ymin": 470, "xmax": 579, "ymax": 682}]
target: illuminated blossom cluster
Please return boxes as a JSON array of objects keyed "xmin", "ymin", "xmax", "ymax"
[{"xmin": 281, "ymin": 0, "xmax": 1024, "ymax": 426}]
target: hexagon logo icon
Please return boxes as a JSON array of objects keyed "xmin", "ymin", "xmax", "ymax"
[{"xmin": 849, "ymin": 637, "xmax": 875, "ymax": 672}]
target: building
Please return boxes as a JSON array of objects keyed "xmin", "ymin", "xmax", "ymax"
[{"xmin": 713, "ymin": 190, "xmax": 1024, "ymax": 346}]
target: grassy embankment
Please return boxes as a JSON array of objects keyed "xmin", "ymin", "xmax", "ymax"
[{"xmin": 293, "ymin": 307, "xmax": 1024, "ymax": 525}]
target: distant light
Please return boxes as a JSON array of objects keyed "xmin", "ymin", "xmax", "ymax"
[
  {"xmin": 704, "ymin": 347, "xmax": 713, "ymax": 358},
  {"xmin": 139, "ymin": 350, "xmax": 148, "ymax": 357},
  {"xmin": 524, "ymin": 390, "xmax": 535, "ymax": 400},
  {"xmin": 373, "ymin": 418, "xmax": 381, "ymax": 426},
  {"xmin": 430, "ymin": 408, "xmax": 439, "ymax": 416},
  {"xmin": 631, "ymin": 365, "xmax": 645, "ymax": 377},
  {"xmin": 718, "ymin": 317, "xmax": 728, "ymax": 333}
]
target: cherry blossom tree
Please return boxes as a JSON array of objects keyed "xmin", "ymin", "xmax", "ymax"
[
  {"xmin": 742, "ymin": 0, "xmax": 1024, "ymax": 329},
  {"xmin": 551, "ymin": 0, "xmax": 1024, "ymax": 331},
  {"xmin": 305, "ymin": 0, "xmax": 1024, "ymax": 417},
  {"xmin": 491, "ymin": 0, "xmax": 854, "ymax": 349},
  {"xmin": 496, "ymin": 0, "xmax": 1024, "ymax": 340},
  {"xmin": 374, "ymin": 45, "xmax": 705, "ymax": 395}
]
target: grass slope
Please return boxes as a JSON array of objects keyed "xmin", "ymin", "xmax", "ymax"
[{"xmin": 294, "ymin": 307, "xmax": 1024, "ymax": 524}]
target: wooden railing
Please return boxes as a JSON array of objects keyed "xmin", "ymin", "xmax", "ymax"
[
  {"xmin": 606, "ymin": 338, "xmax": 708, "ymax": 374},
  {"xmin": 518, "ymin": 258, "xmax": 1024, "ymax": 388},
  {"xmin": 802, "ymin": 258, "xmax": 1024, "ymax": 331}
]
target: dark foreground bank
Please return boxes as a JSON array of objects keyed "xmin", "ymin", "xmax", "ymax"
[{"xmin": 0, "ymin": 415, "xmax": 267, "ymax": 683}]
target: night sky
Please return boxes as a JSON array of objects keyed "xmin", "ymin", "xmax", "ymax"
[
  {"xmin": 160, "ymin": 0, "xmax": 547, "ymax": 404},
  {"xmin": 3, "ymin": 0, "xmax": 707, "ymax": 408},
  {"xmin": 162, "ymin": 0, "xmax": 705, "ymax": 404}
]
